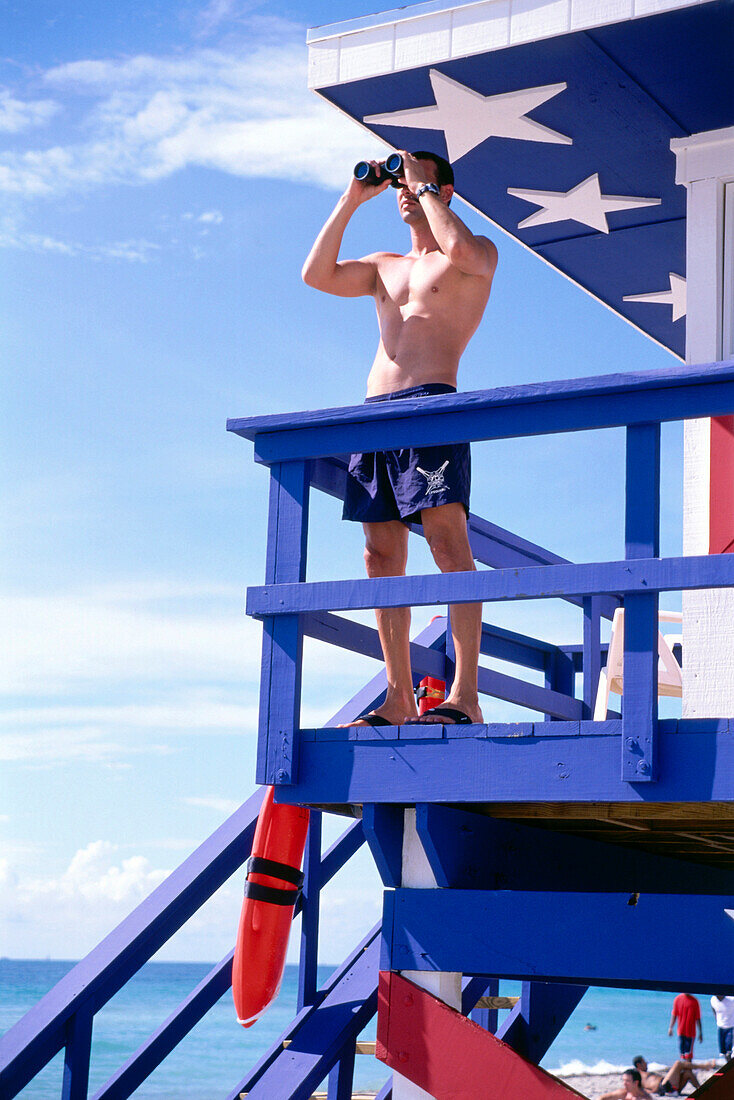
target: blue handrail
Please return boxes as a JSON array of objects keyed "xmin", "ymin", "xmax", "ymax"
[{"xmin": 232, "ymin": 359, "xmax": 734, "ymax": 791}]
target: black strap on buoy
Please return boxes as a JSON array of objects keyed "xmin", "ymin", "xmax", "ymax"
[
  {"xmin": 243, "ymin": 855, "xmax": 304, "ymax": 905},
  {"xmin": 246, "ymin": 856, "xmax": 304, "ymax": 887},
  {"xmin": 242, "ymin": 880, "xmax": 300, "ymax": 906}
]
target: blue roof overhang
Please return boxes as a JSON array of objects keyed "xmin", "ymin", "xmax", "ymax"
[{"xmin": 309, "ymin": 0, "xmax": 734, "ymax": 359}]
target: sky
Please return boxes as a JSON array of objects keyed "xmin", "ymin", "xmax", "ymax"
[{"xmin": 1, "ymin": 0, "xmax": 681, "ymax": 969}]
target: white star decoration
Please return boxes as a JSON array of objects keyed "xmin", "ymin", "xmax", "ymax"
[
  {"xmin": 507, "ymin": 173, "xmax": 661, "ymax": 233},
  {"xmin": 363, "ymin": 69, "xmax": 571, "ymax": 162},
  {"xmin": 623, "ymin": 273, "xmax": 687, "ymax": 322}
]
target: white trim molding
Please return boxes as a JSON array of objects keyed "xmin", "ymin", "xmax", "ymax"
[
  {"xmin": 671, "ymin": 126, "xmax": 734, "ymax": 187},
  {"xmin": 308, "ymin": 0, "xmax": 719, "ymax": 88}
]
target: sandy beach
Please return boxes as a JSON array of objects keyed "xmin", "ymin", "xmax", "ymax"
[{"xmin": 558, "ymin": 1066, "xmax": 719, "ymax": 1098}]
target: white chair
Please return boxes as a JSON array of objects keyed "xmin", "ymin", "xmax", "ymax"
[{"xmin": 594, "ymin": 609, "xmax": 682, "ymax": 720}]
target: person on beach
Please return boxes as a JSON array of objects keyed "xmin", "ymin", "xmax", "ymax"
[
  {"xmin": 302, "ymin": 150, "xmax": 498, "ymax": 728},
  {"xmin": 668, "ymin": 993, "xmax": 702, "ymax": 1061},
  {"xmin": 632, "ymin": 1054, "xmax": 701, "ymax": 1095},
  {"xmin": 599, "ymin": 1067, "xmax": 653, "ymax": 1099},
  {"xmin": 710, "ymin": 994, "xmax": 734, "ymax": 1060}
]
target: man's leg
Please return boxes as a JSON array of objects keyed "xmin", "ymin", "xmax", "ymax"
[
  {"xmin": 418, "ymin": 502, "xmax": 483, "ymax": 724},
  {"xmin": 339, "ymin": 520, "xmax": 418, "ymax": 726}
]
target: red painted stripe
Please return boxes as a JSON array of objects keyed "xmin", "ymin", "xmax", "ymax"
[
  {"xmin": 709, "ymin": 415, "xmax": 734, "ymax": 554},
  {"xmin": 376, "ymin": 971, "xmax": 585, "ymax": 1099}
]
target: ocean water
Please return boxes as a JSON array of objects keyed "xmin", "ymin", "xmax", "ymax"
[{"xmin": 0, "ymin": 959, "xmax": 716, "ymax": 1098}]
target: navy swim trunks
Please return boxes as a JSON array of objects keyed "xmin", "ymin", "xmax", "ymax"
[{"xmin": 342, "ymin": 383, "xmax": 471, "ymax": 525}]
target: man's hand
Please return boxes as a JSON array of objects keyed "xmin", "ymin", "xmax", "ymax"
[
  {"xmin": 344, "ymin": 161, "xmax": 391, "ymax": 207},
  {"xmin": 395, "ymin": 150, "xmax": 433, "ymax": 194}
]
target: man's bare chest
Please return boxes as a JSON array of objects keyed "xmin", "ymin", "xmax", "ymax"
[{"xmin": 377, "ymin": 254, "xmax": 461, "ymax": 309}]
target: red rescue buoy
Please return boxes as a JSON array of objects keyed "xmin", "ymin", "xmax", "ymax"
[
  {"xmin": 416, "ymin": 675, "xmax": 446, "ymax": 715},
  {"xmin": 232, "ymin": 786, "xmax": 309, "ymax": 1027}
]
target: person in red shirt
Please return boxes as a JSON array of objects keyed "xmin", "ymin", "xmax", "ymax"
[{"xmin": 668, "ymin": 993, "xmax": 703, "ymax": 1060}]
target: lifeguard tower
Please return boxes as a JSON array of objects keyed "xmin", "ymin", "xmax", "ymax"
[{"xmin": 2, "ymin": 0, "xmax": 734, "ymax": 1097}]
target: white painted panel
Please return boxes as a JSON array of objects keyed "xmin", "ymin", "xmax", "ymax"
[
  {"xmin": 634, "ymin": 0, "xmax": 693, "ymax": 15},
  {"xmin": 307, "ymin": 40, "xmax": 340, "ymax": 89},
  {"xmin": 510, "ymin": 0, "xmax": 572, "ymax": 44},
  {"xmin": 338, "ymin": 26, "xmax": 395, "ymax": 82},
  {"xmin": 451, "ymin": 1, "xmax": 511, "ymax": 55},
  {"xmin": 570, "ymin": 0, "xmax": 632, "ymax": 31},
  {"xmin": 394, "ymin": 809, "xmax": 462, "ymax": 1100},
  {"xmin": 683, "ymin": 419, "xmax": 710, "ymax": 558},
  {"xmin": 395, "ymin": 12, "xmax": 452, "ymax": 69},
  {"xmin": 676, "ymin": 138, "xmax": 734, "ymax": 719},
  {"xmin": 724, "ymin": 184, "xmax": 734, "ymax": 358}
]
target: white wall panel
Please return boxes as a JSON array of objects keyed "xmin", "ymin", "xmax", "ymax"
[
  {"xmin": 338, "ymin": 26, "xmax": 395, "ymax": 83},
  {"xmin": 395, "ymin": 13, "xmax": 452, "ymax": 70},
  {"xmin": 451, "ymin": 1, "xmax": 511, "ymax": 55},
  {"xmin": 570, "ymin": 0, "xmax": 633, "ymax": 31},
  {"xmin": 510, "ymin": 0, "xmax": 572, "ymax": 44},
  {"xmin": 308, "ymin": 40, "xmax": 340, "ymax": 89}
]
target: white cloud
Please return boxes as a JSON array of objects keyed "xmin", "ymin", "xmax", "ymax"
[
  {"xmin": 0, "ymin": 89, "xmax": 59, "ymax": 133},
  {"xmin": 197, "ymin": 209, "xmax": 223, "ymax": 224},
  {"xmin": 0, "ymin": 830, "xmax": 382, "ymax": 963},
  {"xmin": 0, "ymin": 38, "xmax": 384, "ymax": 199},
  {"xmin": 1, "ymin": 582, "xmax": 261, "ymax": 695},
  {"xmin": 184, "ymin": 795, "xmax": 241, "ymax": 815},
  {"xmin": 0, "ymin": 223, "xmax": 161, "ymax": 261}
]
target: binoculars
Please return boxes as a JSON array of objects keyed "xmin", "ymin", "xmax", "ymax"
[{"xmin": 353, "ymin": 152, "xmax": 404, "ymax": 187}]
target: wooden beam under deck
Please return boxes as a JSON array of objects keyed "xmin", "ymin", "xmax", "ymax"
[{"xmin": 459, "ymin": 801, "xmax": 734, "ymax": 869}]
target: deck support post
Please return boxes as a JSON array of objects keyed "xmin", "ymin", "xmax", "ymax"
[
  {"xmin": 470, "ymin": 978, "xmax": 499, "ymax": 1032},
  {"xmin": 257, "ymin": 459, "xmax": 310, "ymax": 785},
  {"xmin": 298, "ymin": 810, "xmax": 322, "ymax": 1012},
  {"xmin": 622, "ymin": 423, "xmax": 660, "ymax": 781}
]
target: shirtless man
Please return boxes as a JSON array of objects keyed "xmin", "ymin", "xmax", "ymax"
[
  {"xmin": 302, "ymin": 150, "xmax": 497, "ymax": 727},
  {"xmin": 633, "ymin": 1054, "xmax": 701, "ymax": 1094},
  {"xmin": 600, "ymin": 1068, "xmax": 653, "ymax": 1100}
]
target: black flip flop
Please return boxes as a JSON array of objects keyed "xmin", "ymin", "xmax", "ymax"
[
  {"xmin": 405, "ymin": 705, "xmax": 473, "ymax": 726},
  {"xmin": 356, "ymin": 713, "xmax": 393, "ymax": 727}
]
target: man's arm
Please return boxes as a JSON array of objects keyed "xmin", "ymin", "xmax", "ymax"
[
  {"xmin": 598, "ymin": 1089, "xmax": 626, "ymax": 1100},
  {"xmin": 398, "ymin": 150, "xmax": 498, "ymax": 277},
  {"xmin": 302, "ymin": 166, "xmax": 390, "ymax": 297}
]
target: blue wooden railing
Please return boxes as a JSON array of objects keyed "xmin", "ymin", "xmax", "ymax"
[{"xmin": 229, "ymin": 358, "xmax": 734, "ymax": 791}]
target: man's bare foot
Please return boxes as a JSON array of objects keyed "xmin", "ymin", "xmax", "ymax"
[
  {"xmin": 338, "ymin": 701, "xmax": 418, "ymax": 728},
  {"xmin": 404, "ymin": 697, "xmax": 483, "ymax": 725}
]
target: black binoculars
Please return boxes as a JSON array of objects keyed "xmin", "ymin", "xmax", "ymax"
[{"xmin": 353, "ymin": 152, "xmax": 404, "ymax": 187}]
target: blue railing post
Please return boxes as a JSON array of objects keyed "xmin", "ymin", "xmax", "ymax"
[
  {"xmin": 545, "ymin": 650, "xmax": 575, "ymax": 722},
  {"xmin": 257, "ymin": 459, "xmax": 311, "ymax": 785},
  {"xmin": 622, "ymin": 423, "xmax": 661, "ymax": 781},
  {"xmin": 298, "ymin": 810, "xmax": 322, "ymax": 1011},
  {"xmin": 61, "ymin": 1006, "xmax": 93, "ymax": 1100},
  {"xmin": 582, "ymin": 596, "xmax": 602, "ymax": 719}
]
